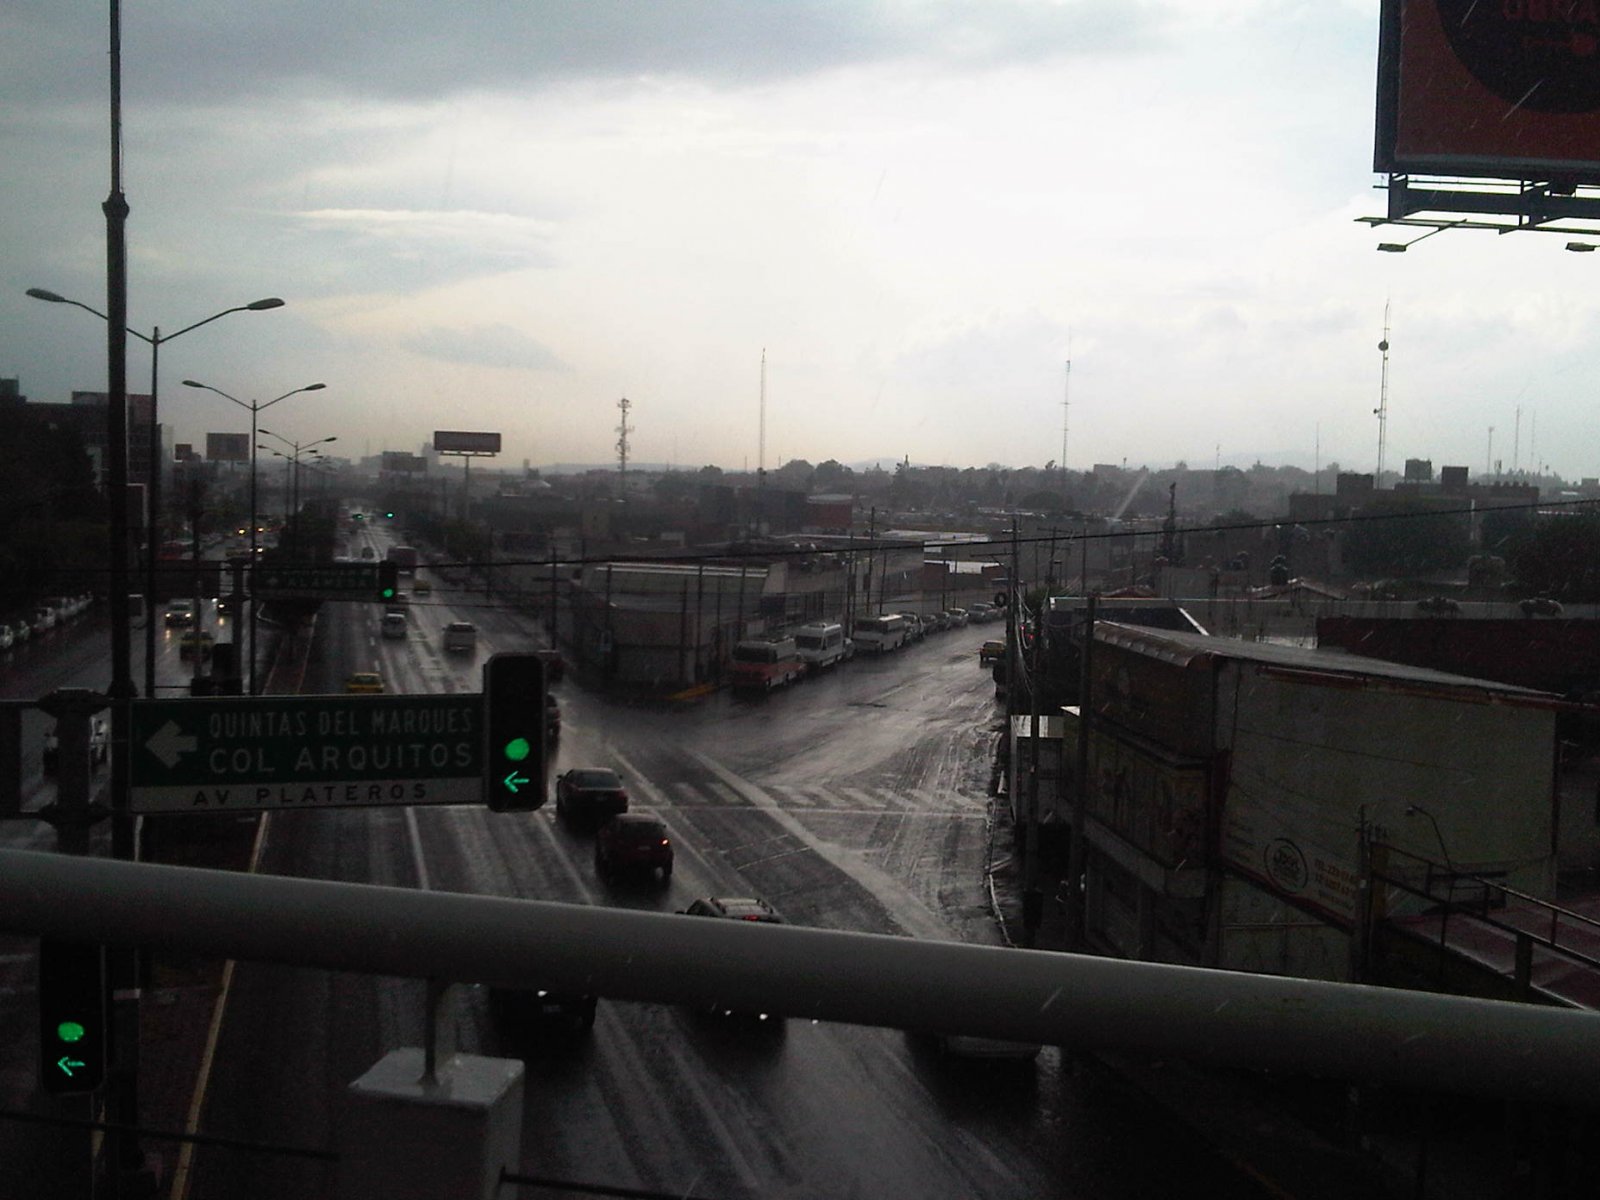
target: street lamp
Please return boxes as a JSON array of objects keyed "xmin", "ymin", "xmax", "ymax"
[
  {"xmin": 182, "ymin": 380, "xmax": 326, "ymax": 694},
  {"xmin": 259, "ymin": 430, "xmax": 337, "ymax": 540},
  {"xmin": 25, "ymin": 288, "xmax": 284, "ymax": 697}
]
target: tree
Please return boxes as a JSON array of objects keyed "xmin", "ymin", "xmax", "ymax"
[
  {"xmin": 1341, "ymin": 504, "xmax": 1472, "ymax": 577},
  {"xmin": 1512, "ymin": 513, "xmax": 1600, "ymax": 601}
]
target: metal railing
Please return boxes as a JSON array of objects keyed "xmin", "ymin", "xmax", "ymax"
[{"xmin": 4, "ymin": 847, "xmax": 1600, "ymax": 1106}]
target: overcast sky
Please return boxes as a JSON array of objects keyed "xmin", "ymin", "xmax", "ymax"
[{"xmin": 3, "ymin": 1, "xmax": 1596, "ymax": 481}]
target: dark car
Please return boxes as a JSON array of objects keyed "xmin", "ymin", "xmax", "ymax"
[
  {"xmin": 979, "ymin": 639, "xmax": 1005, "ymax": 665},
  {"xmin": 1520, "ymin": 596, "xmax": 1564, "ymax": 617},
  {"xmin": 678, "ymin": 897, "xmax": 786, "ymax": 1023},
  {"xmin": 487, "ymin": 983, "xmax": 597, "ymax": 1032},
  {"xmin": 596, "ymin": 812, "xmax": 673, "ymax": 881},
  {"xmin": 555, "ymin": 767, "xmax": 629, "ymax": 824},
  {"xmin": 1415, "ymin": 595, "xmax": 1461, "ymax": 615}
]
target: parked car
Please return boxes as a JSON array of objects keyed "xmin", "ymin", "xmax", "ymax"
[
  {"xmin": 164, "ymin": 599, "xmax": 196, "ymax": 627},
  {"xmin": 945, "ymin": 607, "xmax": 969, "ymax": 627},
  {"xmin": 0, "ymin": 623, "xmax": 13, "ymax": 651},
  {"xmin": 979, "ymin": 639, "xmax": 1005, "ymax": 665},
  {"xmin": 898, "ymin": 613, "xmax": 926, "ymax": 642},
  {"xmin": 927, "ymin": 611, "xmax": 951, "ymax": 632},
  {"xmin": 344, "ymin": 671, "xmax": 384, "ymax": 694},
  {"xmin": 595, "ymin": 812, "xmax": 674, "ymax": 882},
  {"xmin": 412, "ymin": 577, "xmax": 433, "ymax": 596},
  {"xmin": 1520, "ymin": 596, "xmax": 1564, "ymax": 616},
  {"xmin": 967, "ymin": 602, "xmax": 996, "ymax": 623},
  {"xmin": 555, "ymin": 768, "xmax": 629, "ymax": 824},
  {"xmin": 1415, "ymin": 595, "xmax": 1461, "ymax": 615}
]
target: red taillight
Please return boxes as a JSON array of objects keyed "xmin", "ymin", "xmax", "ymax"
[{"xmin": 741, "ymin": 914, "xmax": 762, "ymax": 921}]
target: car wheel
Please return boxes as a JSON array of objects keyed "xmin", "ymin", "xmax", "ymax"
[{"xmin": 661, "ymin": 861, "xmax": 673, "ymax": 881}]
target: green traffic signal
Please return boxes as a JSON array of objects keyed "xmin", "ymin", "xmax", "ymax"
[
  {"xmin": 484, "ymin": 654, "xmax": 548, "ymax": 812},
  {"xmin": 39, "ymin": 940, "xmax": 105, "ymax": 1093},
  {"xmin": 56, "ymin": 1020, "xmax": 86, "ymax": 1043},
  {"xmin": 504, "ymin": 737, "xmax": 531, "ymax": 762}
]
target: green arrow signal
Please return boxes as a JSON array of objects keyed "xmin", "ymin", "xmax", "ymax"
[
  {"xmin": 503, "ymin": 771, "xmax": 530, "ymax": 793},
  {"xmin": 56, "ymin": 1055, "xmax": 86, "ymax": 1077}
]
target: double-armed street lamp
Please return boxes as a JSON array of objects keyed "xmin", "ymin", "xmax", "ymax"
[
  {"xmin": 181, "ymin": 379, "xmax": 326, "ymax": 694},
  {"xmin": 24, "ymin": 287, "xmax": 284, "ymax": 697}
]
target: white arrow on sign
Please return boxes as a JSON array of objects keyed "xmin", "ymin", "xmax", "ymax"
[{"xmin": 146, "ymin": 720, "xmax": 198, "ymax": 769}]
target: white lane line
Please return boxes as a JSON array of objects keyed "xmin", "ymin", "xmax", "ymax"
[{"xmin": 404, "ymin": 806, "xmax": 432, "ymax": 892}]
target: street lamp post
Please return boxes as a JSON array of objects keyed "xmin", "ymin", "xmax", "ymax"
[
  {"xmin": 182, "ymin": 380, "xmax": 325, "ymax": 694},
  {"xmin": 25, "ymin": 288, "xmax": 284, "ymax": 697},
  {"xmin": 259, "ymin": 430, "xmax": 338, "ymax": 544}
]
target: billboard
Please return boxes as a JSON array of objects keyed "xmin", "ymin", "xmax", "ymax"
[
  {"xmin": 206, "ymin": 432, "xmax": 251, "ymax": 463},
  {"xmin": 433, "ymin": 430, "xmax": 501, "ymax": 454},
  {"xmin": 1376, "ymin": 0, "xmax": 1600, "ymax": 183},
  {"xmin": 381, "ymin": 451, "xmax": 427, "ymax": 473}
]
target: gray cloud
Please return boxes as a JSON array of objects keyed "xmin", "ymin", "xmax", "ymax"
[
  {"xmin": 6, "ymin": 1, "xmax": 1169, "ymax": 110},
  {"xmin": 406, "ymin": 323, "xmax": 569, "ymax": 372}
]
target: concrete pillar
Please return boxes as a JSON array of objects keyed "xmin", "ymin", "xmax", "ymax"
[{"xmin": 338, "ymin": 1049, "xmax": 523, "ymax": 1200}]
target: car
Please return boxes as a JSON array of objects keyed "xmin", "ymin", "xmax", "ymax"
[
  {"xmin": 928, "ymin": 611, "xmax": 951, "ymax": 632},
  {"xmin": 360, "ymin": 546, "xmax": 376, "ymax": 559},
  {"xmin": 1415, "ymin": 595, "xmax": 1461, "ymax": 615},
  {"xmin": 344, "ymin": 671, "xmax": 384, "ymax": 694},
  {"xmin": 678, "ymin": 897, "xmax": 787, "ymax": 1023},
  {"xmin": 595, "ymin": 811, "xmax": 674, "ymax": 881},
  {"xmin": 487, "ymin": 983, "xmax": 597, "ymax": 1032},
  {"xmin": 555, "ymin": 768, "xmax": 629, "ymax": 824},
  {"xmin": 979, "ymin": 639, "xmax": 1005, "ymax": 665},
  {"xmin": 164, "ymin": 599, "xmax": 196, "ymax": 627},
  {"xmin": 178, "ymin": 630, "xmax": 215, "ymax": 660},
  {"xmin": 411, "ymin": 577, "xmax": 432, "ymax": 596},
  {"xmin": 946, "ymin": 607, "xmax": 969, "ymax": 627},
  {"xmin": 380, "ymin": 611, "xmax": 407, "ymax": 639},
  {"xmin": 968, "ymin": 602, "xmax": 996, "ymax": 623},
  {"xmin": 442, "ymin": 621, "xmax": 477, "ymax": 652},
  {"xmin": 898, "ymin": 613, "xmax": 926, "ymax": 642},
  {"xmin": 1520, "ymin": 596, "xmax": 1564, "ymax": 617}
]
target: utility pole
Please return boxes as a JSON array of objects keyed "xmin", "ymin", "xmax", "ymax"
[
  {"xmin": 1374, "ymin": 301, "xmax": 1391, "ymax": 485},
  {"xmin": 1061, "ymin": 356, "xmax": 1070, "ymax": 488}
]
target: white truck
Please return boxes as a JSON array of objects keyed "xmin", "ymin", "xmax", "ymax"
[
  {"xmin": 793, "ymin": 622, "xmax": 847, "ymax": 672},
  {"xmin": 442, "ymin": 621, "xmax": 477, "ymax": 652}
]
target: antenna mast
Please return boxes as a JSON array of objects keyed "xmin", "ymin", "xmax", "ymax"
[
  {"xmin": 758, "ymin": 348, "xmax": 767, "ymax": 488},
  {"xmin": 1374, "ymin": 301, "xmax": 1391, "ymax": 484},
  {"xmin": 615, "ymin": 396, "xmax": 633, "ymax": 494},
  {"xmin": 1061, "ymin": 356, "xmax": 1071, "ymax": 483}
]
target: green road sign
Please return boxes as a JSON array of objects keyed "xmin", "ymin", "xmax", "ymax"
[
  {"xmin": 251, "ymin": 561, "xmax": 386, "ymax": 600},
  {"xmin": 130, "ymin": 695, "xmax": 484, "ymax": 813}
]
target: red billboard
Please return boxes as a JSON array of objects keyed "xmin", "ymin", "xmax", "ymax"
[
  {"xmin": 1376, "ymin": 1, "xmax": 1600, "ymax": 183},
  {"xmin": 433, "ymin": 431, "xmax": 501, "ymax": 454}
]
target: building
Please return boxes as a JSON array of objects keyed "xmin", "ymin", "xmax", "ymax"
[{"xmin": 1050, "ymin": 624, "xmax": 1558, "ymax": 982}]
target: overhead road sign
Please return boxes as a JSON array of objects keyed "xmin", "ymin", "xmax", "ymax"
[
  {"xmin": 251, "ymin": 560, "xmax": 394, "ymax": 601},
  {"xmin": 130, "ymin": 695, "xmax": 483, "ymax": 813}
]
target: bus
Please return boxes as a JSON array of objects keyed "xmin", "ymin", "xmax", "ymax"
[
  {"xmin": 851, "ymin": 613, "xmax": 908, "ymax": 653},
  {"xmin": 729, "ymin": 638, "xmax": 805, "ymax": 691}
]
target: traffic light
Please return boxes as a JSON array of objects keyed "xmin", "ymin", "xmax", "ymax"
[
  {"xmin": 352, "ymin": 512, "xmax": 364, "ymax": 521},
  {"xmin": 384, "ymin": 511, "xmax": 395, "ymax": 519},
  {"xmin": 377, "ymin": 559, "xmax": 399, "ymax": 602},
  {"xmin": 38, "ymin": 939, "xmax": 106, "ymax": 1094},
  {"xmin": 483, "ymin": 653, "xmax": 548, "ymax": 812}
]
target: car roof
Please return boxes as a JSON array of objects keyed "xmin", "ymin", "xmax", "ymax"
[
  {"xmin": 609, "ymin": 812, "xmax": 665, "ymax": 830},
  {"xmin": 567, "ymin": 767, "xmax": 621, "ymax": 786},
  {"xmin": 702, "ymin": 897, "xmax": 783, "ymax": 921}
]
